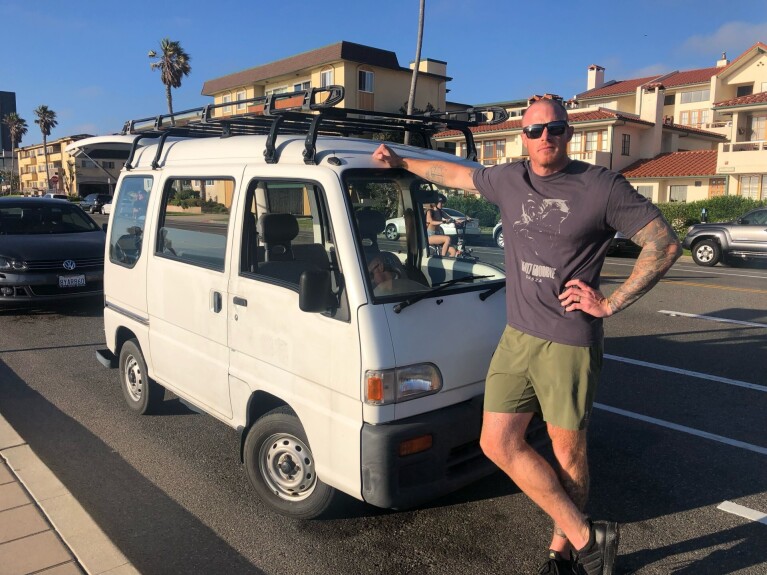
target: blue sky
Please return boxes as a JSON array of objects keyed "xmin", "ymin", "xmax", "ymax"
[{"xmin": 3, "ymin": 0, "xmax": 767, "ymax": 146}]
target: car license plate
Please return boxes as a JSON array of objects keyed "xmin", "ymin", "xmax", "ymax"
[{"xmin": 59, "ymin": 275, "xmax": 86, "ymax": 288}]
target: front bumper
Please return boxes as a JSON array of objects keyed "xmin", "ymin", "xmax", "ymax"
[
  {"xmin": 0, "ymin": 270, "xmax": 103, "ymax": 302},
  {"xmin": 360, "ymin": 396, "xmax": 546, "ymax": 509}
]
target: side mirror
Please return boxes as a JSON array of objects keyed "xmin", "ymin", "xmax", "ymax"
[{"xmin": 299, "ymin": 270, "xmax": 337, "ymax": 312}]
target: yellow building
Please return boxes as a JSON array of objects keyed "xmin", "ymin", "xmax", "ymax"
[
  {"xmin": 16, "ymin": 135, "xmax": 126, "ymax": 197},
  {"xmin": 201, "ymin": 40, "xmax": 450, "ymax": 116}
]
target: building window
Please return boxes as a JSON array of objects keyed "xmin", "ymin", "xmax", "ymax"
[
  {"xmin": 669, "ymin": 185, "xmax": 688, "ymax": 203},
  {"xmin": 102, "ymin": 161, "xmax": 115, "ymax": 169},
  {"xmin": 679, "ymin": 109, "xmax": 711, "ymax": 127},
  {"xmin": 740, "ymin": 175, "xmax": 760, "ymax": 199},
  {"xmin": 569, "ymin": 132, "xmax": 583, "ymax": 155},
  {"xmin": 635, "ymin": 185, "xmax": 653, "ymax": 199},
  {"xmin": 236, "ymin": 90, "xmax": 246, "ymax": 111},
  {"xmin": 680, "ymin": 88, "xmax": 710, "ymax": 104},
  {"xmin": 621, "ymin": 134, "xmax": 630, "ymax": 156},
  {"xmin": 750, "ymin": 115, "xmax": 766, "ymax": 141},
  {"xmin": 477, "ymin": 139, "xmax": 506, "ymax": 165},
  {"xmin": 265, "ymin": 87, "xmax": 287, "ymax": 97},
  {"xmin": 736, "ymin": 85, "xmax": 754, "ymax": 98},
  {"xmin": 358, "ymin": 70, "xmax": 374, "ymax": 93},
  {"xmin": 293, "ymin": 81, "xmax": 310, "ymax": 92},
  {"xmin": 222, "ymin": 94, "xmax": 231, "ymax": 114},
  {"xmin": 663, "ymin": 94, "xmax": 675, "ymax": 106},
  {"xmin": 320, "ymin": 69, "xmax": 333, "ymax": 88}
]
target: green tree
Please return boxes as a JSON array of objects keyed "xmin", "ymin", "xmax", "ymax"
[
  {"xmin": 149, "ymin": 38, "xmax": 192, "ymax": 118},
  {"xmin": 2, "ymin": 112, "xmax": 28, "ymax": 192},
  {"xmin": 33, "ymin": 106, "xmax": 57, "ymax": 189}
]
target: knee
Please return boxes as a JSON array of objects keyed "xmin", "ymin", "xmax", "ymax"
[{"xmin": 480, "ymin": 430, "xmax": 525, "ymax": 467}]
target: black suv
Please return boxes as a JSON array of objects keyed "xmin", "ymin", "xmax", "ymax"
[
  {"xmin": 80, "ymin": 193, "xmax": 113, "ymax": 214},
  {"xmin": 682, "ymin": 207, "xmax": 767, "ymax": 266}
]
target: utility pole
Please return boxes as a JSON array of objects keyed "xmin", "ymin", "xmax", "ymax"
[{"xmin": 404, "ymin": 0, "xmax": 425, "ymax": 146}]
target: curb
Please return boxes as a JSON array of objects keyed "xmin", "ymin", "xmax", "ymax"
[{"xmin": 0, "ymin": 413, "xmax": 140, "ymax": 575}]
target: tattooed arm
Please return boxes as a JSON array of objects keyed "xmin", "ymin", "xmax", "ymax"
[
  {"xmin": 560, "ymin": 215, "xmax": 681, "ymax": 317},
  {"xmin": 372, "ymin": 144, "xmax": 478, "ymax": 192}
]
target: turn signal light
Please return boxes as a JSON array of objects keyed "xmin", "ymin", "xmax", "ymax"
[{"xmin": 398, "ymin": 434, "xmax": 433, "ymax": 456}]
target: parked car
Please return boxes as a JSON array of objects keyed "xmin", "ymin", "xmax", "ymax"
[
  {"xmin": 492, "ymin": 223, "xmax": 634, "ymax": 254},
  {"xmin": 384, "ymin": 207, "xmax": 481, "ymax": 240},
  {"xmin": 102, "ymin": 202, "xmax": 112, "ymax": 215},
  {"xmin": 80, "ymin": 193, "xmax": 113, "ymax": 214},
  {"xmin": 42, "ymin": 193, "xmax": 69, "ymax": 200},
  {"xmin": 0, "ymin": 198, "xmax": 106, "ymax": 303},
  {"xmin": 682, "ymin": 207, "xmax": 767, "ymax": 266}
]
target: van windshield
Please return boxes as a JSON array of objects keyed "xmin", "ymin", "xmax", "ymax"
[{"xmin": 344, "ymin": 170, "xmax": 504, "ymax": 301}]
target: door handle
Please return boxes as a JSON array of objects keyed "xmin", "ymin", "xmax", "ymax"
[
  {"xmin": 233, "ymin": 296, "xmax": 248, "ymax": 307},
  {"xmin": 211, "ymin": 291, "xmax": 222, "ymax": 313}
]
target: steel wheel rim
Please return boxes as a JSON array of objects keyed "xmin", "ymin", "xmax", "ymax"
[
  {"xmin": 697, "ymin": 245, "xmax": 713, "ymax": 262},
  {"xmin": 124, "ymin": 354, "xmax": 143, "ymax": 402},
  {"xmin": 385, "ymin": 226, "xmax": 397, "ymax": 240},
  {"xmin": 497, "ymin": 232, "xmax": 504, "ymax": 248},
  {"xmin": 260, "ymin": 433, "xmax": 317, "ymax": 501}
]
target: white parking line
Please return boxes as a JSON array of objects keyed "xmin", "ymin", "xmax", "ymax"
[
  {"xmin": 594, "ymin": 403, "xmax": 767, "ymax": 456},
  {"xmin": 717, "ymin": 501, "xmax": 767, "ymax": 525},
  {"xmin": 604, "ymin": 354, "xmax": 766, "ymax": 392},
  {"xmin": 659, "ymin": 309, "xmax": 767, "ymax": 328}
]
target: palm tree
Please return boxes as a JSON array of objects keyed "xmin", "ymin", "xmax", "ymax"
[
  {"xmin": 33, "ymin": 105, "xmax": 57, "ymax": 190},
  {"xmin": 405, "ymin": 0, "xmax": 426, "ymax": 145},
  {"xmin": 2, "ymin": 112, "xmax": 28, "ymax": 192},
  {"xmin": 149, "ymin": 38, "xmax": 192, "ymax": 118}
]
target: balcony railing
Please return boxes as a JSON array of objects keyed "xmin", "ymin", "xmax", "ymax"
[{"xmin": 721, "ymin": 140, "xmax": 767, "ymax": 152}]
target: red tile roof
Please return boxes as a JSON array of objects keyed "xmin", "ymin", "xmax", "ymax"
[
  {"xmin": 578, "ymin": 66, "xmax": 721, "ymax": 100},
  {"xmin": 713, "ymin": 91, "xmax": 767, "ymax": 108},
  {"xmin": 620, "ymin": 150, "xmax": 718, "ymax": 178}
]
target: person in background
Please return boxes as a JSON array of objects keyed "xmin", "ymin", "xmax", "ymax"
[
  {"xmin": 372, "ymin": 97, "xmax": 681, "ymax": 575},
  {"xmin": 425, "ymin": 195, "xmax": 457, "ymax": 257}
]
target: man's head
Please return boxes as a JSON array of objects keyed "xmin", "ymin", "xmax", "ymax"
[{"xmin": 521, "ymin": 99, "xmax": 573, "ymax": 176}]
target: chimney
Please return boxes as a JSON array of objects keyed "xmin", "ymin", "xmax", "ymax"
[
  {"xmin": 587, "ymin": 64, "xmax": 605, "ymax": 91},
  {"xmin": 717, "ymin": 52, "xmax": 729, "ymax": 67}
]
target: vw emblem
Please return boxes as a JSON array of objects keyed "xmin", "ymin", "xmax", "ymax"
[{"xmin": 63, "ymin": 260, "xmax": 77, "ymax": 271}]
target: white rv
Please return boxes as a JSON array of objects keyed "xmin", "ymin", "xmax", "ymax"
[{"xmin": 69, "ymin": 88, "xmax": 536, "ymax": 519}]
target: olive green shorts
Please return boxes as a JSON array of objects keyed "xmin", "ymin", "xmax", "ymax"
[{"xmin": 484, "ymin": 325, "xmax": 603, "ymax": 430}]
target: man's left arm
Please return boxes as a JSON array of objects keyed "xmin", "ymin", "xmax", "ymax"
[{"xmin": 560, "ymin": 216, "xmax": 681, "ymax": 317}]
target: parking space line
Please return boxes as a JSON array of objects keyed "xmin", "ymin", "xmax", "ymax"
[
  {"xmin": 658, "ymin": 309, "xmax": 767, "ymax": 328},
  {"xmin": 717, "ymin": 501, "xmax": 767, "ymax": 525},
  {"xmin": 594, "ymin": 403, "xmax": 767, "ymax": 456},
  {"xmin": 605, "ymin": 354, "xmax": 766, "ymax": 392}
]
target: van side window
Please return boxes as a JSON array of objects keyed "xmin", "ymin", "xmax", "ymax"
[
  {"xmin": 109, "ymin": 176, "xmax": 153, "ymax": 267},
  {"xmin": 240, "ymin": 179, "xmax": 332, "ymax": 287},
  {"xmin": 156, "ymin": 178, "xmax": 233, "ymax": 272}
]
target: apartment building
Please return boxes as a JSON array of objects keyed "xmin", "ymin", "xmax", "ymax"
[
  {"xmin": 16, "ymin": 135, "xmax": 126, "ymax": 197},
  {"xmin": 435, "ymin": 42, "xmax": 767, "ymax": 203},
  {"xmin": 201, "ymin": 40, "xmax": 450, "ymax": 116}
]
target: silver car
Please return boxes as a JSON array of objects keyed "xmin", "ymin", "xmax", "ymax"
[{"xmin": 384, "ymin": 207, "xmax": 480, "ymax": 240}]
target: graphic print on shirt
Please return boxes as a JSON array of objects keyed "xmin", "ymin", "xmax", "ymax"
[{"xmin": 513, "ymin": 194, "xmax": 570, "ymax": 282}]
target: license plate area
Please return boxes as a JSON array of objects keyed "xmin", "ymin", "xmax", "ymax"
[{"xmin": 59, "ymin": 274, "xmax": 86, "ymax": 288}]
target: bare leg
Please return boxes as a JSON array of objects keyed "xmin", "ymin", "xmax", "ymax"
[
  {"xmin": 479, "ymin": 412, "xmax": 591, "ymax": 549},
  {"xmin": 546, "ymin": 423, "xmax": 589, "ymax": 555}
]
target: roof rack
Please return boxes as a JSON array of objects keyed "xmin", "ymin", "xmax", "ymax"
[{"xmin": 121, "ymin": 86, "xmax": 508, "ymax": 169}]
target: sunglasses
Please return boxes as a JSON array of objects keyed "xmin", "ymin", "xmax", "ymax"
[{"xmin": 522, "ymin": 120, "xmax": 569, "ymax": 139}]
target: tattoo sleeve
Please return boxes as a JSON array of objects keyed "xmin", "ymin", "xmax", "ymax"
[{"xmin": 607, "ymin": 216, "xmax": 682, "ymax": 314}]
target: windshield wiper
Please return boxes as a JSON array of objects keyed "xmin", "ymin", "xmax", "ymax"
[
  {"xmin": 393, "ymin": 274, "xmax": 491, "ymax": 313},
  {"xmin": 479, "ymin": 282, "xmax": 505, "ymax": 301}
]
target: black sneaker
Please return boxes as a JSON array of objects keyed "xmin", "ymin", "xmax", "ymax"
[
  {"xmin": 538, "ymin": 550, "xmax": 577, "ymax": 574},
  {"xmin": 573, "ymin": 520, "xmax": 619, "ymax": 575}
]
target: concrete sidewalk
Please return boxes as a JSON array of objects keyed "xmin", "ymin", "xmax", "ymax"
[{"xmin": 0, "ymin": 414, "xmax": 140, "ymax": 575}]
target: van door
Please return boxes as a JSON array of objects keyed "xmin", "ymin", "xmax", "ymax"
[
  {"xmin": 146, "ymin": 176, "xmax": 235, "ymax": 419},
  {"xmin": 227, "ymin": 175, "xmax": 363, "ymax": 496}
]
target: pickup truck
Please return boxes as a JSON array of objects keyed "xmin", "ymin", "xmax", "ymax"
[{"xmin": 682, "ymin": 207, "xmax": 767, "ymax": 266}]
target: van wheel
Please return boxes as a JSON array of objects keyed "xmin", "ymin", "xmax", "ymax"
[
  {"xmin": 244, "ymin": 406, "xmax": 336, "ymax": 519},
  {"xmin": 385, "ymin": 224, "xmax": 399, "ymax": 240},
  {"xmin": 119, "ymin": 339, "xmax": 163, "ymax": 414},
  {"xmin": 691, "ymin": 239, "xmax": 720, "ymax": 267}
]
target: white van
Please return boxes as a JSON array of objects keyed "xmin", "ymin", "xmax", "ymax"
[{"xmin": 69, "ymin": 89, "xmax": 539, "ymax": 519}]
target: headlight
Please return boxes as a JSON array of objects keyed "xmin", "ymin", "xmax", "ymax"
[
  {"xmin": 364, "ymin": 363, "xmax": 442, "ymax": 405},
  {"xmin": 0, "ymin": 256, "xmax": 27, "ymax": 271}
]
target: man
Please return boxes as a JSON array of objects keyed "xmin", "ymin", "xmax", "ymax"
[{"xmin": 372, "ymin": 98, "xmax": 681, "ymax": 575}]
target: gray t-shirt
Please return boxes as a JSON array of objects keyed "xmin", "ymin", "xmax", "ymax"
[{"xmin": 473, "ymin": 159, "xmax": 661, "ymax": 346}]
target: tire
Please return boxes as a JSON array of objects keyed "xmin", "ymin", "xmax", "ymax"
[
  {"xmin": 691, "ymin": 239, "xmax": 721, "ymax": 267},
  {"xmin": 384, "ymin": 224, "xmax": 399, "ymax": 240},
  {"xmin": 244, "ymin": 406, "xmax": 336, "ymax": 519},
  {"xmin": 119, "ymin": 339, "xmax": 164, "ymax": 414},
  {"xmin": 495, "ymin": 228, "xmax": 504, "ymax": 249}
]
